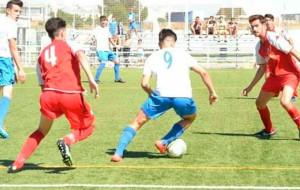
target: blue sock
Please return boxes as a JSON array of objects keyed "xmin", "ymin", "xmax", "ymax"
[
  {"xmin": 115, "ymin": 126, "xmax": 136, "ymax": 156},
  {"xmin": 95, "ymin": 63, "xmax": 106, "ymax": 81},
  {"xmin": 0, "ymin": 96, "xmax": 11, "ymax": 127},
  {"xmin": 114, "ymin": 63, "xmax": 120, "ymax": 80},
  {"xmin": 161, "ymin": 123, "xmax": 184, "ymax": 145}
]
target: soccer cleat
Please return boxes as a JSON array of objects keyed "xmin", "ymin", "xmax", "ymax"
[
  {"xmin": 7, "ymin": 165, "xmax": 22, "ymax": 173},
  {"xmin": 114, "ymin": 78, "xmax": 126, "ymax": 83},
  {"xmin": 254, "ymin": 129, "xmax": 276, "ymax": 138},
  {"xmin": 155, "ymin": 140, "xmax": 167, "ymax": 154},
  {"xmin": 95, "ymin": 80, "xmax": 101, "ymax": 84},
  {"xmin": 0, "ymin": 127, "xmax": 10, "ymax": 139},
  {"xmin": 57, "ymin": 139, "xmax": 73, "ymax": 166},
  {"xmin": 111, "ymin": 154, "xmax": 123, "ymax": 162}
]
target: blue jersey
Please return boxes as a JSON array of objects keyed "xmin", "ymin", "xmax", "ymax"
[
  {"xmin": 127, "ymin": 12, "xmax": 136, "ymax": 23},
  {"xmin": 109, "ymin": 21, "xmax": 118, "ymax": 35}
]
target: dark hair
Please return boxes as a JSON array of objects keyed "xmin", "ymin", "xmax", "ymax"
[
  {"xmin": 6, "ymin": 0, "xmax": 23, "ymax": 9},
  {"xmin": 264, "ymin": 14, "xmax": 274, "ymax": 21},
  {"xmin": 249, "ymin": 14, "xmax": 265, "ymax": 24},
  {"xmin": 45, "ymin": 17, "xmax": 66, "ymax": 39},
  {"xmin": 100, "ymin": 15, "xmax": 107, "ymax": 21},
  {"xmin": 159, "ymin": 29, "xmax": 177, "ymax": 44}
]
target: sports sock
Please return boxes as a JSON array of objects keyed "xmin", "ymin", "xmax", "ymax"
[
  {"xmin": 0, "ymin": 96, "xmax": 11, "ymax": 127},
  {"xmin": 161, "ymin": 123, "xmax": 184, "ymax": 145},
  {"xmin": 287, "ymin": 106, "xmax": 300, "ymax": 129},
  {"xmin": 114, "ymin": 63, "xmax": 120, "ymax": 80},
  {"xmin": 95, "ymin": 63, "xmax": 106, "ymax": 81},
  {"xmin": 13, "ymin": 130, "xmax": 45, "ymax": 168},
  {"xmin": 114, "ymin": 126, "xmax": 136, "ymax": 156},
  {"xmin": 63, "ymin": 126, "xmax": 94, "ymax": 146},
  {"xmin": 258, "ymin": 107, "xmax": 274, "ymax": 133}
]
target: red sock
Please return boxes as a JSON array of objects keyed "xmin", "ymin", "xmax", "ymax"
[
  {"xmin": 258, "ymin": 107, "xmax": 274, "ymax": 133},
  {"xmin": 13, "ymin": 130, "xmax": 45, "ymax": 168},
  {"xmin": 63, "ymin": 126, "xmax": 94, "ymax": 146},
  {"xmin": 287, "ymin": 106, "xmax": 300, "ymax": 129}
]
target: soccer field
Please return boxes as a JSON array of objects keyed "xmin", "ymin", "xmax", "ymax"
[{"xmin": 1, "ymin": 68, "xmax": 300, "ymax": 189}]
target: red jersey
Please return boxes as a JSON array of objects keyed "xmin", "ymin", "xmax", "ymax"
[
  {"xmin": 255, "ymin": 31, "xmax": 300, "ymax": 76},
  {"xmin": 37, "ymin": 40, "xmax": 85, "ymax": 93}
]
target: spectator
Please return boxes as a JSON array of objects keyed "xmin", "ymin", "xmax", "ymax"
[
  {"xmin": 205, "ymin": 16, "xmax": 216, "ymax": 38},
  {"xmin": 216, "ymin": 16, "xmax": 228, "ymax": 42},
  {"xmin": 127, "ymin": 8, "xmax": 138, "ymax": 36},
  {"xmin": 228, "ymin": 17, "xmax": 238, "ymax": 38},
  {"xmin": 190, "ymin": 16, "xmax": 202, "ymax": 37},
  {"xmin": 137, "ymin": 39, "xmax": 145, "ymax": 64},
  {"xmin": 118, "ymin": 21, "xmax": 124, "ymax": 36},
  {"xmin": 122, "ymin": 33, "xmax": 132, "ymax": 63}
]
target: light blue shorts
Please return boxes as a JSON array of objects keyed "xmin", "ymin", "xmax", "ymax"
[
  {"xmin": 0, "ymin": 57, "xmax": 15, "ymax": 86},
  {"xmin": 97, "ymin": 51, "xmax": 117, "ymax": 62},
  {"xmin": 130, "ymin": 21, "xmax": 137, "ymax": 30},
  {"xmin": 141, "ymin": 93, "xmax": 197, "ymax": 119}
]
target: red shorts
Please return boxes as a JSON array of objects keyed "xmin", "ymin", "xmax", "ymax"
[
  {"xmin": 262, "ymin": 74, "xmax": 299, "ymax": 97},
  {"xmin": 40, "ymin": 91, "xmax": 95, "ymax": 130}
]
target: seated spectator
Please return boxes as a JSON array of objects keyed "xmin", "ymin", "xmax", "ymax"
[
  {"xmin": 216, "ymin": 16, "xmax": 228, "ymax": 42},
  {"xmin": 122, "ymin": 34, "xmax": 132, "ymax": 63},
  {"xmin": 205, "ymin": 16, "xmax": 216, "ymax": 38},
  {"xmin": 228, "ymin": 18, "xmax": 238, "ymax": 38},
  {"xmin": 137, "ymin": 39, "xmax": 145, "ymax": 64},
  {"xmin": 190, "ymin": 16, "xmax": 202, "ymax": 37}
]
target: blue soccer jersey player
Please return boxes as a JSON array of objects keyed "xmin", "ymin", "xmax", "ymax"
[{"xmin": 111, "ymin": 29, "xmax": 218, "ymax": 162}]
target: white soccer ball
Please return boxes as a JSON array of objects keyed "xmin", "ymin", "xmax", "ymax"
[{"xmin": 166, "ymin": 139, "xmax": 187, "ymax": 158}]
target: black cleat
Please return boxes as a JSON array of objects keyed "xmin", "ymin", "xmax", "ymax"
[
  {"xmin": 114, "ymin": 78, "xmax": 126, "ymax": 83},
  {"xmin": 254, "ymin": 129, "xmax": 276, "ymax": 139},
  {"xmin": 57, "ymin": 139, "xmax": 73, "ymax": 166},
  {"xmin": 7, "ymin": 165, "xmax": 22, "ymax": 173}
]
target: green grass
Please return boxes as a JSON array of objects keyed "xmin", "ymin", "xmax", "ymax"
[{"xmin": 1, "ymin": 68, "xmax": 300, "ymax": 189}]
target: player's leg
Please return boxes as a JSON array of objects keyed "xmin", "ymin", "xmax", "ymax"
[
  {"xmin": 111, "ymin": 53, "xmax": 125, "ymax": 83},
  {"xmin": 281, "ymin": 85, "xmax": 300, "ymax": 131},
  {"xmin": 155, "ymin": 97, "xmax": 197, "ymax": 154},
  {"xmin": 0, "ymin": 58, "xmax": 15, "ymax": 138},
  {"xmin": 0, "ymin": 85, "xmax": 13, "ymax": 138},
  {"xmin": 255, "ymin": 90, "xmax": 276, "ymax": 137},
  {"xmin": 94, "ymin": 51, "xmax": 107, "ymax": 82},
  {"xmin": 112, "ymin": 94, "xmax": 170, "ymax": 161},
  {"xmin": 8, "ymin": 114, "xmax": 54, "ymax": 173},
  {"xmin": 58, "ymin": 94, "xmax": 95, "ymax": 166},
  {"xmin": 111, "ymin": 109, "xmax": 150, "ymax": 162}
]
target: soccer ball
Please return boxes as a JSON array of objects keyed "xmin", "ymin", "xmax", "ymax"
[{"xmin": 166, "ymin": 139, "xmax": 187, "ymax": 158}]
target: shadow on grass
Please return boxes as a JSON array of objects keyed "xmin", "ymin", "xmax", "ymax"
[
  {"xmin": 224, "ymin": 97, "xmax": 257, "ymax": 100},
  {"xmin": 192, "ymin": 131, "xmax": 299, "ymax": 141},
  {"xmin": 106, "ymin": 149, "xmax": 165, "ymax": 159},
  {"xmin": 0, "ymin": 160, "xmax": 75, "ymax": 174}
]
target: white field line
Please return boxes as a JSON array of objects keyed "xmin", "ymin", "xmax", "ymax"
[{"xmin": 1, "ymin": 184, "xmax": 300, "ymax": 189}]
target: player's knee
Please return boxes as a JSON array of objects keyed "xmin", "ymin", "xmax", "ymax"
[
  {"xmin": 255, "ymin": 99, "xmax": 265, "ymax": 109},
  {"xmin": 280, "ymin": 99, "xmax": 291, "ymax": 110}
]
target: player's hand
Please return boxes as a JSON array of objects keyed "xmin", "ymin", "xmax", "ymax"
[
  {"xmin": 18, "ymin": 70, "xmax": 26, "ymax": 84},
  {"xmin": 209, "ymin": 92, "xmax": 218, "ymax": 105},
  {"xmin": 89, "ymin": 80, "xmax": 99, "ymax": 99},
  {"xmin": 241, "ymin": 87, "xmax": 252, "ymax": 96}
]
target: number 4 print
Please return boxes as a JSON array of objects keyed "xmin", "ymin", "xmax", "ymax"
[{"xmin": 45, "ymin": 46, "xmax": 57, "ymax": 66}]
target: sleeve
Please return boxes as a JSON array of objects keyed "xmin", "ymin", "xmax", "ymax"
[
  {"xmin": 67, "ymin": 41, "xmax": 85, "ymax": 56},
  {"xmin": 7, "ymin": 20, "xmax": 17, "ymax": 40},
  {"xmin": 143, "ymin": 55, "xmax": 153, "ymax": 76},
  {"xmin": 36, "ymin": 61, "xmax": 44, "ymax": 86},
  {"xmin": 255, "ymin": 43, "xmax": 266, "ymax": 65},
  {"xmin": 184, "ymin": 51, "xmax": 198, "ymax": 68},
  {"xmin": 267, "ymin": 32, "xmax": 292, "ymax": 54}
]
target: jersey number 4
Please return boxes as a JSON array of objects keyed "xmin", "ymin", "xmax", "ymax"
[{"xmin": 45, "ymin": 46, "xmax": 57, "ymax": 66}]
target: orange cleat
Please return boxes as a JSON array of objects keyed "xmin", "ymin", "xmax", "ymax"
[
  {"xmin": 155, "ymin": 140, "xmax": 166, "ymax": 154},
  {"xmin": 111, "ymin": 154, "xmax": 123, "ymax": 162}
]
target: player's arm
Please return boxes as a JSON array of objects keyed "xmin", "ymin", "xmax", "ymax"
[
  {"xmin": 36, "ymin": 62, "xmax": 44, "ymax": 90},
  {"xmin": 141, "ymin": 74, "xmax": 153, "ymax": 96},
  {"xmin": 76, "ymin": 50, "xmax": 99, "ymax": 98},
  {"xmin": 241, "ymin": 64, "xmax": 266, "ymax": 96},
  {"xmin": 290, "ymin": 48, "xmax": 300, "ymax": 62},
  {"xmin": 9, "ymin": 38, "xmax": 26, "ymax": 83},
  {"xmin": 191, "ymin": 65, "xmax": 218, "ymax": 105}
]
